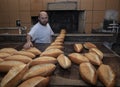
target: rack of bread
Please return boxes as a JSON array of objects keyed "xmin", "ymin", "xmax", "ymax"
[{"xmin": 0, "ymin": 29, "xmax": 117, "ymax": 87}]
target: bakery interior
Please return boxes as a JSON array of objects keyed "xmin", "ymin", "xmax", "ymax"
[{"xmin": 0, "ymin": 0, "xmax": 120, "ymax": 87}]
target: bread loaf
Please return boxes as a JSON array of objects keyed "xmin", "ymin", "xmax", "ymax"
[
  {"xmin": 97, "ymin": 64, "xmax": 116, "ymax": 87},
  {"xmin": 22, "ymin": 63, "xmax": 56, "ymax": 81},
  {"xmin": 0, "ymin": 58, "xmax": 4, "ymax": 62},
  {"xmin": 74, "ymin": 43, "xmax": 83, "ymax": 52},
  {"xmin": 83, "ymin": 42, "xmax": 97, "ymax": 49},
  {"xmin": 79, "ymin": 62, "xmax": 97, "ymax": 85},
  {"xmin": 45, "ymin": 45, "xmax": 64, "ymax": 50},
  {"xmin": 4, "ymin": 55, "xmax": 32, "ymax": 64},
  {"xmin": 0, "ymin": 60, "xmax": 25, "ymax": 72},
  {"xmin": 84, "ymin": 52, "xmax": 102, "ymax": 66},
  {"xmin": 68, "ymin": 53, "xmax": 89, "ymax": 64},
  {"xmin": 18, "ymin": 76, "xmax": 49, "ymax": 87},
  {"xmin": 30, "ymin": 56, "xmax": 57, "ymax": 66},
  {"xmin": 51, "ymin": 42, "xmax": 63, "ymax": 46},
  {"xmin": 14, "ymin": 51, "xmax": 35, "ymax": 58},
  {"xmin": 89, "ymin": 48, "xmax": 103, "ymax": 60},
  {"xmin": 40, "ymin": 49, "xmax": 63, "ymax": 58},
  {"xmin": 23, "ymin": 47, "xmax": 42, "ymax": 56},
  {"xmin": 0, "ymin": 64, "xmax": 28, "ymax": 87},
  {"xmin": 57, "ymin": 54, "xmax": 71, "ymax": 69},
  {"xmin": 0, "ymin": 48, "xmax": 18, "ymax": 55},
  {"xmin": 0, "ymin": 52, "xmax": 11, "ymax": 59}
]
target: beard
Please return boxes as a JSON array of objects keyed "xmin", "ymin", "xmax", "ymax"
[{"xmin": 39, "ymin": 20, "xmax": 48, "ymax": 26}]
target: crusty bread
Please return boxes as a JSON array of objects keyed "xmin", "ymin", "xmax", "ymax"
[
  {"xmin": 51, "ymin": 42, "xmax": 63, "ymax": 46},
  {"xmin": 45, "ymin": 45, "xmax": 64, "ymax": 50},
  {"xmin": 40, "ymin": 48, "xmax": 63, "ymax": 58},
  {"xmin": 89, "ymin": 48, "xmax": 103, "ymax": 60},
  {"xmin": 60, "ymin": 29, "xmax": 66, "ymax": 34},
  {"xmin": 23, "ymin": 47, "xmax": 42, "ymax": 56},
  {"xmin": 0, "ymin": 58, "xmax": 4, "ymax": 62},
  {"xmin": 83, "ymin": 42, "xmax": 97, "ymax": 49},
  {"xmin": 0, "ymin": 60, "xmax": 25, "ymax": 72},
  {"xmin": 74, "ymin": 43, "xmax": 83, "ymax": 52},
  {"xmin": 79, "ymin": 62, "xmax": 97, "ymax": 85},
  {"xmin": 0, "ymin": 48, "xmax": 18, "ymax": 55},
  {"xmin": 22, "ymin": 63, "xmax": 56, "ymax": 81},
  {"xmin": 57, "ymin": 54, "xmax": 71, "ymax": 69},
  {"xmin": 14, "ymin": 51, "xmax": 35, "ymax": 58},
  {"xmin": 0, "ymin": 52, "xmax": 11, "ymax": 59},
  {"xmin": 30, "ymin": 56, "xmax": 57, "ymax": 66},
  {"xmin": 0, "ymin": 64, "xmax": 28, "ymax": 87},
  {"xmin": 97, "ymin": 64, "xmax": 116, "ymax": 87},
  {"xmin": 68, "ymin": 53, "xmax": 89, "ymax": 64},
  {"xmin": 84, "ymin": 52, "xmax": 102, "ymax": 66},
  {"xmin": 18, "ymin": 76, "xmax": 49, "ymax": 87},
  {"xmin": 4, "ymin": 55, "xmax": 32, "ymax": 64}
]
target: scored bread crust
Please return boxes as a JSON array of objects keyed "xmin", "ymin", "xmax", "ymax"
[
  {"xmin": 30, "ymin": 56, "xmax": 57, "ymax": 66},
  {"xmin": 22, "ymin": 63, "xmax": 56, "ymax": 81},
  {"xmin": 0, "ymin": 64, "xmax": 28, "ymax": 87},
  {"xmin": 83, "ymin": 42, "xmax": 97, "ymax": 49},
  {"xmin": 57, "ymin": 54, "xmax": 71, "ymax": 69},
  {"xmin": 68, "ymin": 53, "xmax": 89, "ymax": 64},
  {"xmin": 97, "ymin": 64, "xmax": 116, "ymax": 87},
  {"xmin": 79, "ymin": 62, "xmax": 97, "ymax": 85},
  {"xmin": 74, "ymin": 43, "xmax": 83, "ymax": 53},
  {"xmin": 84, "ymin": 52, "xmax": 102, "ymax": 66},
  {"xmin": 18, "ymin": 76, "xmax": 49, "ymax": 87}
]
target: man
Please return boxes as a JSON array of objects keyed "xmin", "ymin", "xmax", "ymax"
[{"xmin": 23, "ymin": 11, "xmax": 54, "ymax": 49}]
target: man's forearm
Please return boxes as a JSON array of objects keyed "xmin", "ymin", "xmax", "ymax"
[{"xmin": 26, "ymin": 34, "xmax": 32, "ymax": 42}]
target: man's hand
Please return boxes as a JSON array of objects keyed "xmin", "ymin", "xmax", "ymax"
[{"xmin": 23, "ymin": 41, "xmax": 33, "ymax": 49}]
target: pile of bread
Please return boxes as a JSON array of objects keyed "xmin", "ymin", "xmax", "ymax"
[{"xmin": 0, "ymin": 29, "xmax": 116, "ymax": 87}]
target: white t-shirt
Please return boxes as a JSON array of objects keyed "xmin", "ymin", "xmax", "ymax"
[{"xmin": 28, "ymin": 22, "xmax": 54, "ymax": 43}]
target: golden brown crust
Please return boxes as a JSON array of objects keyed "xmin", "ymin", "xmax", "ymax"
[
  {"xmin": 22, "ymin": 64, "xmax": 56, "ymax": 81},
  {"xmin": 68, "ymin": 53, "xmax": 89, "ymax": 64},
  {"xmin": 83, "ymin": 42, "xmax": 97, "ymax": 49},
  {"xmin": 0, "ymin": 48, "xmax": 18, "ymax": 55},
  {"xmin": 30, "ymin": 56, "xmax": 57, "ymax": 66},
  {"xmin": 14, "ymin": 51, "xmax": 35, "ymax": 58},
  {"xmin": 89, "ymin": 48, "xmax": 103, "ymax": 60},
  {"xmin": 4, "ymin": 55, "xmax": 32, "ymax": 64},
  {"xmin": 18, "ymin": 76, "xmax": 49, "ymax": 87},
  {"xmin": 79, "ymin": 62, "xmax": 97, "ymax": 85},
  {"xmin": 0, "ymin": 61, "xmax": 25, "ymax": 72},
  {"xmin": 74, "ymin": 43, "xmax": 83, "ymax": 52},
  {"xmin": 0, "ymin": 64, "xmax": 28, "ymax": 87},
  {"xmin": 0, "ymin": 52, "xmax": 11, "ymax": 59},
  {"xmin": 40, "ymin": 49, "xmax": 63, "ymax": 58},
  {"xmin": 84, "ymin": 52, "xmax": 102, "ymax": 66},
  {"xmin": 97, "ymin": 64, "xmax": 116, "ymax": 87},
  {"xmin": 57, "ymin": 54, "xmax": 71, "ymax": 69}
]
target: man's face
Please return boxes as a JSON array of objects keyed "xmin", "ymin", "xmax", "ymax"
[{"xmin": 38, "ymin": 12, "xmax": 48, "ymax": 26}]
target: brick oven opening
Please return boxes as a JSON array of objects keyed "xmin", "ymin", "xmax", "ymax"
[{"xmin": 31, "ymin": 10, "xmax": 85, "ymax": 33}]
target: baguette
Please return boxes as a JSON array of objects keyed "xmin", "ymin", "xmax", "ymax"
[
  {"xmin": 45, "ymin": 45, "xmax": 64, "ymax": 50},
  {"xmin": 40, "ymin": 48, "xmax": 63, "ymax": 58},
  {"xmin": 0, "ymin": 60, "xmax": 25, "ymax": 72},
  {"xmin": 14, "ymin": 51, "xmax": 35, "ymax": 58},
  {"xmin": 68, "ymin": 53, "xmax": 89, "ymax": 64},
  {"xmin": 18, "ymin": 76, "xmax": 49, "ymax": 87},
  {"xmin": 79, "ymin": 62, "xmax": 97, "ymax": 85},
  {"xmin": 30, "ymin": 56, "xmax": 57, "ymax": 66},
  {"xmin": 0, "ymin": 48, "xmax": 18, "ymax": 55},
  {"xmin": 84, "ymin": 52, "xmax": 102, "ymax": 66},
  {"xmin": 83, "ymin": 42, "xmax": 97, "ymax": 49},
  {"xmin": 57, "ymin": 54, "xmax": 71, "ymax": 69},
  {"xmin": 4, "ymin": 55, "xmax": 32, "ymax": 64},
  {"xmin": 74, "ymin": 43, "xmax": 83, "ymax": 52},
  {"xmin": 0, "ymin": 64, "xmax": 28, "ymax": 87},
  {"xmin": 97, "ymin": 64, "xmax": 116, "ymax": 87},
  {"xmin": 0, "ymin": 52, "xmax": 11, "ymax": 59},
  {"xmin": 22, "ymin": 63, "xmax": 56, "ymax": 81},
  {"xmin": 23, "ymin": 47, "xmax": 42, "ymax": 56},
  {"xmin": 89, "ymin": 48, "xmax": 103, "ymax": 60}
]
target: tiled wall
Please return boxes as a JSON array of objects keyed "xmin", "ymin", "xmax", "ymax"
[{"xmin": 0, "ymin": 0, "xmax": 119, "ymax": 33}]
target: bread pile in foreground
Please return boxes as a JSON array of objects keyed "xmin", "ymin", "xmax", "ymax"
[{"xmin": 0, "ymin": 29, "xmax": 116, "ymax": 87}]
